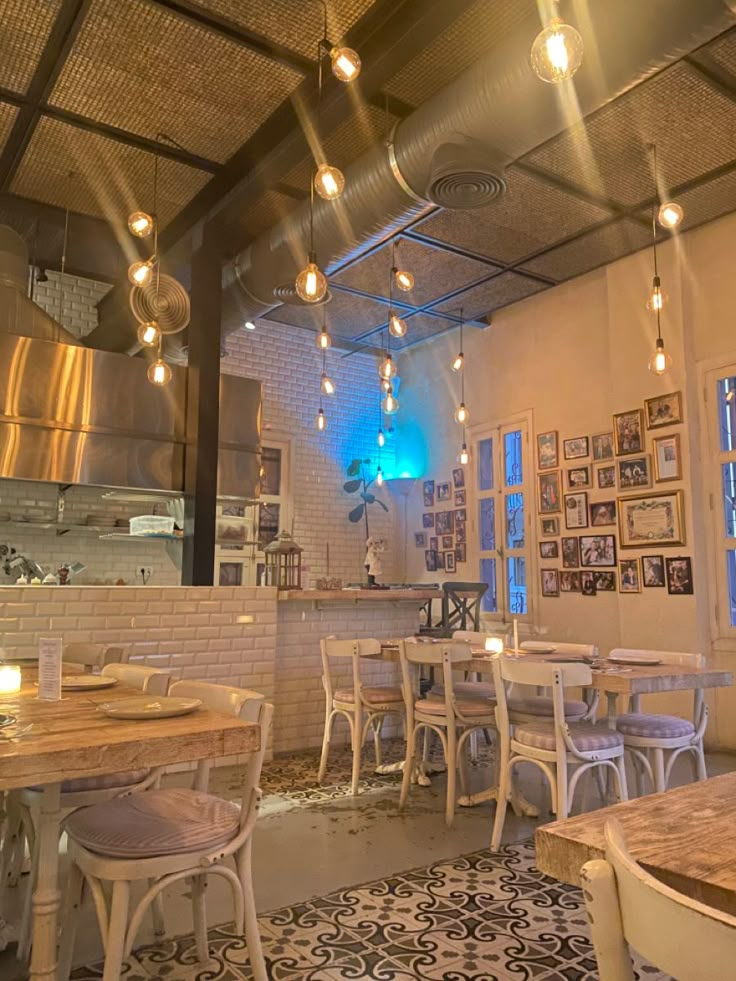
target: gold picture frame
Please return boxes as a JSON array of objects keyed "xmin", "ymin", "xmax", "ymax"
[
  {"xmin": 617, "ymin": 490, "xmax": 685, "ymax": 549},
  {"xmin": 645, "ymin": 391, "xmax": 683, "ymax": 430},
  {"xmin": 537, "ymin": 430, "xmax": 559, "ymax": 470},
  {"xmin": 653, "ymin": 433, "xmax": 682, "ymax": 482},
  {"xmin": 538, "ymin": 470, "xmax": 562, "ymax": 514},
  {"xmin": 613, "ymin": 408, "xmax": 645, "ymax": 456}
]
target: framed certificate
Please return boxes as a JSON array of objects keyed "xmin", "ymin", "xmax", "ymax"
[{"xmin": 618, "ymin": 490, "xmax": 685, "ymax": 549}]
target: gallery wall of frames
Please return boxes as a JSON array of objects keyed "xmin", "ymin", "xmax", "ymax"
[
  {"xmin": 414, "ymin": 468, "xmax": 467, "ymax": 575},
  {"xmin": 536, "ymin": 390, "xmax": 692, "ymax": 600}
]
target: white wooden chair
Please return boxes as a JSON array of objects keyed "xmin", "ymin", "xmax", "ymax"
[
  {"xmin": 63, "ymin": 643, "xmax": 127, "ymax": 673},
  {"xmin": 3, "ymin": 663, "xmax": 172, "ymax": 961},
  {"xmin": 399, "ymin": 639, "xmax": 496, "ymax": 827},
  {"xmin": 511, "ymin": 642, "xmax": 600, "ymax": 723},
  {"xmin": 582, "ymin": 819, "xmax": 736, "ymax": 981},
  {"xmin": 609, "ymin": 648, "xmax": 708, "ymax": 794},
  {"xmin": 318, "ymin": 637, "xmax": 404, "ymax": 795},
  {"xmin": 490, "ymin": 656, "xmax": 627, "ymax": 850},
  {"xmin": 59, "ymin": 682, "xmax": 271, "ymax": 981}
]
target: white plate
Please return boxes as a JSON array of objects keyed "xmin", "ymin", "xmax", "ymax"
[
  {"xmin": 34, "ymin": 675, "xmax": 119, "ymax": 691},
  {"xmin": 521, "ymin": 646, "xmax": 557, "ymax": 655},
  {"xmin": 99, "ymin": 696, "xmax": 202, "ymax": 720},
  {"xmin": 608, "ymin": 655, "xmax": 662, "ymax": 667}
]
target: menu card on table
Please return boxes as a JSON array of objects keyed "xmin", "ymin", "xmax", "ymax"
[{"xmin": 38, "ymin": 637, "xmax": 62, "ymax": 700}]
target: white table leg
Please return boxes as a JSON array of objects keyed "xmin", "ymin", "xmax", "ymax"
[
  {"xmin": 28, "ymin": 782, "xmax": 61, "ymax": 981},
  {"xmin": 606, "ymin": 692, "xmax": 618, "ymax": 729}
]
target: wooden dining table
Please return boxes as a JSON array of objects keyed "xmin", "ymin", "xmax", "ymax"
[{"xmin": 0, "ymin": 667, "xmax": 260, "ymax": 981}]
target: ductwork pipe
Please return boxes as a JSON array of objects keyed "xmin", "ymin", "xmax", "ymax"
[{"xmin": 223, "ymin": 0, "xmax": 736, "ymax": 332}]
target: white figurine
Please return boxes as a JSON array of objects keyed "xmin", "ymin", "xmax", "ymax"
[{"xmin": 364, "ymin": 537, "xmax": 386, "ymax": 583}]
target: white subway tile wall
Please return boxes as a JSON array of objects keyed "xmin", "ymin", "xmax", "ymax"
[{"xmin": 32, "ymin": 269, "xmax": 112, "ymax": 339}]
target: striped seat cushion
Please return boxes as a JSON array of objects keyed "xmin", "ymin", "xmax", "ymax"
[
  {"xmin": 515, "ymin": 721, "xmax": 623, "ymax": 753},
  {"xmin": 65, "ymin": 788, "xmax": 240, "ymax": 859},
  {"xmin": 334, "ymin": 686, "xmax": 403, "ymax": 705},
  {"xmin": 429, "ymin": 682, "xmax": 495, "ymax": 701},
  {"xmin": 508, "ymin": 696, "xmax": 587, "ymax": 720},
  {"xmin": 29, "ymin": 769, "xmax": 150, "ymax": 794},
  {"xmin": 417, "ymin": 698, "xmax": 493, "ymax": 718},
  {"xmin": 616, "ymin": 713, "xmax": 695, "ymax": 740}
]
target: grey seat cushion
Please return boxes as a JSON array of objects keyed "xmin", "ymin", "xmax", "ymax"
[
  {"xmin": 616, "ymin": 712, "xmax": 695, "ymax": 740},
  {"xmin": 65, "ymin": 788, "xmax": 240, "ymax": 859},
  {"xmin": 429, "ymin": 682, "xmax": 495, "ymax": 701},
  {"xmin": 515, "ymin": 721, "xmax": 623, "ymax": 753},
  {"xmin": 508, "ymin": 696, "xmax": 587, "ymax": 720}
]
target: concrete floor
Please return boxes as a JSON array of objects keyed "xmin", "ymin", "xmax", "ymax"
[{"xmin": 1, "ymin": 746, "xmax": 734, "ymax": 978}]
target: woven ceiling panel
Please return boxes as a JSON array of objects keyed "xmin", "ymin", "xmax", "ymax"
[
  {"xmin": 520, "ymin": 218, "xmax": 651, "ymax": 283},
  {"xmin": 0, "ymin": 103, "xmax": 18, "ymax": 156},
  {"xmin": 705, "ymin": 25, "xmax": 736, "ymax": 77},
  {"xmin": 431, "ymin": 271, "xmax": 547, "ymax": 321},
  {"xmin": 332, "ymin": 236, "xmax": 495, "ymax": 308},
  {"xmin": 384, "ymin": 0, "xmax": 537, "ymax": 107},
  {"xmin": 0, "ymin": 0, "xmax": 62, "ymax": 94},
  {"xmin": 234, "ymin": 189, "xmax": 299, "ymax": 243},
  {"xmin": 523, "ymin": 63, "xmax": 736, "ymax": 208},
  {"xmin": 11, "ymin": 117, "xmax": 210, "ymax": 228},
  {"xmin": 193, "ymin": 0, "xmax": 375, "ymax": 60},
  {"xmin": 415, "ymin": 166, "xmax": 613, "ymax": 265},
  {"xmin": 263, "ymin": 288, "xmax": 388, "ymax": 339},
  {"xmin": 49, "ymin": 0, "xmax": 302, "ymax": 165}
]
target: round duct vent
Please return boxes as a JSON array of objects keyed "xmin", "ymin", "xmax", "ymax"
[
  {"xmin": 273, "ymin": 282, "xmax": 332, "ymax": 306},
  {"xmin": 426, "ymin": 141, "xmax": 508, "ymax": 209},
  {"xmin": 129, "ymin": 274, "xmax": 190, "ymax": 334}
]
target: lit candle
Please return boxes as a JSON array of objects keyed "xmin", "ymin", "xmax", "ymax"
[
  {"xmin": 485, "ymin": 636, "xmax": 504, "ymax": 655},
  {"xmin": 0, "ymin": 665, "xmax": 21, "ymax": 694},
  {"xmin": 513, "ymin": 619, "xmax": 519, "ymax": 655}
]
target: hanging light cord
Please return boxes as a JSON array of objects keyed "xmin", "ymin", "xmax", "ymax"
[
  {"xmin": 57, "ymin": 170, "xmax": 74, "ymax": 340},
  {"xmin": 649, "ymin": 144, "xmax": 663, "ymax": 345},
  {"xmin": 389, "ymin": 240, "xmax": 395, "ymax": 315},
  {"xmin": 459, "ymin": 308, "xmax": 465, "ymax": 402}
]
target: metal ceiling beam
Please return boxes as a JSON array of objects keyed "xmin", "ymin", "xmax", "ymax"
[
  {"xmin": 684, "ymin": 50, "xmax": 736, "ymax": 105},
  {"xmin": 0, "ymin": 0, "xmax": 91, "ymax": 191}
]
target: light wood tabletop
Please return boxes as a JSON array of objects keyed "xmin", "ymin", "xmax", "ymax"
[{"xmin": 535, "ymin": 771, "xmax": 736, "ymax": 916}]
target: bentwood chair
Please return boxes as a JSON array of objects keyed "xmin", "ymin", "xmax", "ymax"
[
  {"xmin": 318, "ymin": 637, "xmax": 404, "ymax": 795},
  {"xmin": 63, "ymin": 643, "xmax": 126, "ymax": 673},
  {"xmin": 60, "ymin": 685, "xmax": 271, "ymax": 981},
  {"xmin": 583, "ymin": 819, "xmax": 736, "ymax": 981},
  {"xmin": 512, "ymin": 642, "xmax": 600, "ymax": 722},
  {"xmin": 418, "ymin": 582, "xmax": 488, "ymax": 638},
  {"xmin": 399, "ymin": 639, "xmax": 495, "ymax": 826},
  {"xmin": 610, "ymin": 648, "xmax": 708, "ymax": 794},
  {"xmin": 490, "ymin": 656, "xmax": 627, "ymax": 850}
]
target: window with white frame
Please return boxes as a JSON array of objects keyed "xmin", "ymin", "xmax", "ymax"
[
  {"xmin": 473, "ymin": 417, "xmax": 533, "ymax": 621},
  {"xmin": 704, "ymin": 366, "xmax": 736, "ymax": 638}
]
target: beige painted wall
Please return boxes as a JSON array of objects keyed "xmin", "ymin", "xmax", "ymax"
[{"xmin": 396, "ymin": 209, "xmax": 736, "ymax": 748}]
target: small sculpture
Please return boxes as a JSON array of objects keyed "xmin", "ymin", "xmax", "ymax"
[{"xmin": 364, "ymin": 537, "xmax": 386, "ymax": 586}]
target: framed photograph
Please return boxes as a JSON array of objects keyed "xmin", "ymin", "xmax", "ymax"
[
  {"xmin": 645, "ymin": 391, "xmax": 683, "ymax": 430},
  {"xmin": 618, "ymin": 490, "xmax": 685, "ymax": 549},
  {"xmin": 414, "ymin": 532, "xmax": 427, "ymax": 548},
  {"xmin": 579, "ymin": 534, "xmax": 617, "ymax": 567},
  {"xmin": 666, "ymin": 556, "xmax": 693, "ymax": 595},
  {"xmin": 436, "ymin": 511, "xmax": 454, "ymax": 535},
  {"xmin": 455, "ymin": 543, "xmax": 467, "ymax": 563},
  {"xmin": 538, "ymin": 471, "xmax": 562, "ymax": 514},
  {"xmin": 437, "ymin": 482, "xmax": 451, "ymax": 502},
  {"xmin": 541, "ymin": 568, "xmax": 560, "ymax": 597},
  {"xmin": 452, "ymin": 468, "xmax": 465, "ymax": 489},
  {"xmin": 563, "ymin": 436, "xmax": 589, "ymax": 460},
  {"xmin": 217, "ymin": 561, "xmax": 244, "ymax": 586},
  {"xmin": 592, "ymin": 432, "xmax": 615, "ymax": 461},
  {"xmin": 425, "ymin": 550, "xmax": 437, "ymax": 572},
  {"xmin": 564, "ymin": 492, "xmax": 588, "ymax": 529},
  {"xmin": 436, "ymin": 550, "xmax": 446, "ymax": 570},
  {"xmin": 455, "ymin": 523, "xmax": 466, "ymax": 543},
  {"xmin": 642, "ymin": 554, "xmax": 666, "ymax": 587},
  {"xmin": 422, "ymin": 480, "xmax": 435, "ymax": 507},
  {"xmin": 537, "ymin": 430, "xmax": 559, "ymax": 470},
  {"xmin": 455, "ymin": 508, "xmax": 467, "ymax": 523},
  {"xmin": 613, "ymin": 409, "xmax": 645, "ymax": 456},
  {"xmin": 539, "ymin": 541, "xmax": 559, "ymax": 559},
  {"xmin": 581, "ymin": 571, "xmax": 597, "ymax": 596},
  {"xmin": 561, "ymin": 536, "xmax": 580, "ymax": 568},
  {"xmin": 596, "ymin": 464, "xmax": 616, "ymax": 490},
  {"xmin": 594, "ymin": 571, "xmax": 617, "ymax": 592},
  {"xmin": 619, "ymin": 558, "xmax": 641, "ymax": 593},
  {"xmin": 541, "ymin": 517, "xmax": 559, "ymax": 537},
  {"xmin": 590, "ymin": 500, "xmax": 616, "ymax": 527},
  {"xmin": 560, "ymin": 571, "xmax": 582, "ymax": 592},
  {"xmin": 444, "ymin": 550, "xmax": 456, "ymax": 573},
  {"xmin": 216, "ymin": 515, "xmax": 248, "ymax": 545},
  {"xmin": 422, "ymin": 512, "xmax": 435, "ymax": 528},
  {"xmin": 567, "ymin": 465, "xmax": 591, "ymax": 489},
  {"xmin": 454, "ymin": 489, "xmax": 466, "ymax": 506},
  {"xmin": 441, "ymin": 535, "xmax": 454, "ymax": 549},
  {"xmin": 429, "ymin": 537, "xmax": 438, "ymax": 552},
  {"xmin": 653, "ymin": 434, "xmax": 682, "ymax": 482},
  {"xmin": 617, "ymin": 454, "xmax": 652, "ymax": 491}
]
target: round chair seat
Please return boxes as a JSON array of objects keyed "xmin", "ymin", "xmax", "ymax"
[
  {"xmin": 616, "ymin": 712, "xmax": 695, "ymax": 740},
  {"xmin": 334, "ymin": 686, "xmax": 403, "ymax": 706},
  {"xmin": 515, "ymin": 721, "xmax": 623, "ymax": 753},
  {"xmin": 429, "ymin": 682, "xmax": 495, "ymax": 701},
  {"xmin": 417, "ymin": 697, "xmax": 493, "ymax": 719},
  {"xmin": 508, "ymin": 695, "xmax": 587, "ymax": 720},
  {"xmin": 65, "ymin": 788, "xmax": 240, "ymax": 859}
]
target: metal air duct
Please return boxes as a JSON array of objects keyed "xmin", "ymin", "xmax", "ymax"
[{"xmin": 223, "ymin": 0, "xmax": 736, "ymax": 332}]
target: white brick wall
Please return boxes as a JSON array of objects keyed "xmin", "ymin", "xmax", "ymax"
[{"xmin": 31, "ymin": 269, "xmax": 112, "ymax": 339}]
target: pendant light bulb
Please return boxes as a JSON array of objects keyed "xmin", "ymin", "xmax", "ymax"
[
  {"xmin": 451, "ymin": 351, "xmax": 464, "ymax": 372},
  {"xmin": 458, "ymin": 443, "xmax": 470, "ymax": 466},
  {"xmin": 380, "ymin": 376, "xmax": 391, "ymax": 394},
  {"xmin": 295, "ymin": 253, "xmax": 327, "ymax": 303},
  {"xmin": 377, "ymin": 428, "xmax": 385, "ymax": 448},
  {"xmin": 455, "ymin": 402, "xmax": 470, "ymax": 425},
  {"xmin": 383, "ymin": 389, "xmax": 399, "ymax": 415},
  {"xmin": 648, "ymin": 338, "xmax": 672, "ymax": 376},
  {"xmin": 378, "ymin": 354, "xmax": 397, "ymax": 381},
  {"xmin": 646, "ymin": 276, "xmax": 667, "ymax": 313},
  {"xmin": 147, "ymin": 357, "xmax": 171, "ymax": 387},
  {"xmin": 128, "ymin": 211, "xmax": 154, "ymax": 238},
  {"xmin": 329, "ymin": 46, "xmax": 361, "ymax": 82},
  {"xmin": 314, "ymin": 163, "xmax": 345, "ymax": 201},
  {"xmin": 531, "ymin": 18, "xmax": 584, "ymax": 83},
  {"xmin": 376, "ymin": 466, "xmax": 384, "ymax": 487},
  {"xmin": 393, "ymin": 267, "xmax": 414, "ymax": 292},
  {"xmin": 320, "ymin": 372, "xmax": 336, "ymax": 396},
  {"xmin": 128, "ymin": 258, "xmax": 156, "ymax": 288},
  {"xmin": 316, "ymin": 326, "xmax": 332, "ymax": 350},
  {"xmin": 137, "ymin": 321, "xmax": 160, "ymax": 348},
  {"xmin": 388, "ymin": 314, "xmax": 407, "ymax": 338},
  {"xmin": 658, "ymin": 202, "xmax": 684, "ymax": 230},
  {"xmin": 315, "ymin": 408, "xmax": 327, "ymax": 431}
]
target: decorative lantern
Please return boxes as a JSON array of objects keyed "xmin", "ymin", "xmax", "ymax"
[{"xmin": 264, "ymin": 531, "xmax": 303, "ymax": 590}]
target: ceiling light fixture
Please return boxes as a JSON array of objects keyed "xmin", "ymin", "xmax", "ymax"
[
  {"xmin": 454, "ymin": 308, "xmax": 470, "ymax": 425},
  {"xmin": 386, "ymin": 240, "xmax": 409, "ymax": 340},
  {"xmin": 458, "ymin": 439, "xmax": 470, "ymax": 466},
  {"xmin": 128, "ymin": 258, "xmax": 155, "ymax": 287},
  {"xmin": 377, "ymin": 427, "xmax": 385, "ymax": 448},
  {"xmin": 312, "ymin": 35, "xmax": 346, "ymax": 201},
  {"xmin": 148, "ymin": 336, "xmax": 172, "ymax": 387},
  {"xmin": 383, "ymin": 386, "xmax": 399, "ymax": 415},
  {"xmin": 376, "ymin": 465, "xmax": 384, "ymax": 487},
  {"xmin": 646, "ymin": 201, "xmax": 672, "ymax": 377},
  {"xmin": 127, "ymin": 210, "xmax": 154, "ymax": 238},
  {"xmin": 379, "ymin": 353, "xmax": 397, "ymax": 381},
  {"xmin": 296, "ymin": 163, "xmax": 327, "ymax": 302},
  {"xmin": 451, "ymin": 312, "xmax": 464, "ymax": 372},
  {"xmin": 316, "ymin": 3, "xmax": 361, "ymax": 83},
  {"xmin": 320, "ymin": 344, "xmax": 336, "ymax": 395},
  {"xmin": 137, "ymin": 321, "xmax": 160, "ymax": 347},
  {"xmin": 316, "ymin": 323, "xmax": 332, "ymax": 349},
  {"xmin": 530, "ymin": 6, "xmax": 583, "ymax": 84},
  {"xmin": 657, "ymin": 201, "xmax": 684, "ymax": 231},
  {"xmin": 392, "ymin": 238, "xmax": 414, "ymax": 292},
  {"xmin": 315, "ymin": 406, "xmax": 327, "ymax": 431}
]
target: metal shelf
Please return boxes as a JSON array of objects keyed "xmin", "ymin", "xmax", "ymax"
[{"xmin": 98, "ymin": 533, "xmax": 182, "ymax": 542}]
